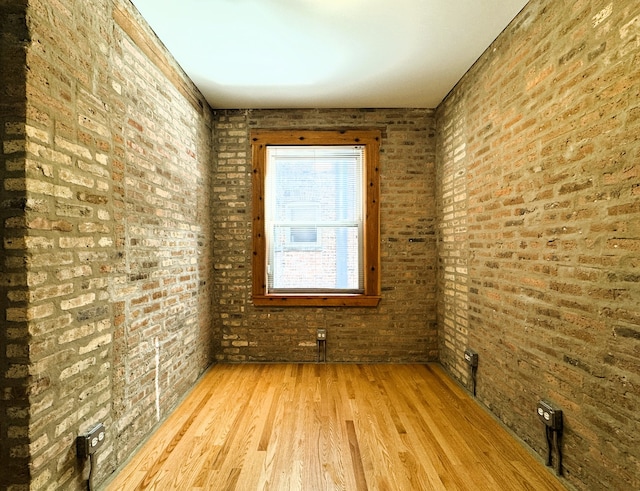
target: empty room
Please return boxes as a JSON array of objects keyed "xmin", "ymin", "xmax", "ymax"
[{"xmin": 1, "ymin": 0, "xmax": 638, "ymax": 489}]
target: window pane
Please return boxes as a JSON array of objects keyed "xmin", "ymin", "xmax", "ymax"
[
  {"xmin": 266, "ymin": 146, "xmax": 364, "ymax": 293},
  {"xmin": 270, "ymin": 226, "xmax": 361, "ymax": 291},
  {"xmin": 290, "ymin": 227, "xmax": 317, "ymax": 243}
]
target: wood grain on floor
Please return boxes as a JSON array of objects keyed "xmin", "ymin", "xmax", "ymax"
[{"xmin": 105, "ymin": 363, "xmax": 565, "ymax": 491}]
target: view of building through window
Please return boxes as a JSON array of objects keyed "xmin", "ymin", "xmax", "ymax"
[{"xmin": 266, "ymin": 146, "xmax": 364, "ymax": 293}]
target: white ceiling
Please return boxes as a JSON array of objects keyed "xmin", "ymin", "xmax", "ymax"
[{"xmin": 130, "ymin": 0, "xmax": 528, "ymax": 109}]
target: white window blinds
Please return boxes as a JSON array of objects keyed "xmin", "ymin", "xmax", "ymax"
[{"xmin": 265, "ymin": 146, "xmax": 364, "ymax": 293}]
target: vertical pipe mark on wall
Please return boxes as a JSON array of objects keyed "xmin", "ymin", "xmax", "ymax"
[{"xmin": 155, "ymin": 338, "xmax": 161, "ymax": 421}]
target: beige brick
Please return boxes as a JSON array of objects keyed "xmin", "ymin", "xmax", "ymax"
[
  {"xmin": 60, "ymin": 293, "xmax": 95, "ymax": 311},
  {"xmin": 58, "ymin": 168, "xmax": 94, "ymax": 188},
  {"xmin": 6, "ymin": 303, "xmax": 54, "ymax": 322},
  {"xmin": 25, "ymin": 125, "xmax": 50, "ymax": 143},
  {"xmin": 29, "ymin": 283, "xmax": 74, "ymax": 302},
  {"xmin": 78, "ymin": 376, "xmax": 109, "ymax": 402},
  {"xmin": 8, "ymin": 425, "xmax": 29, "ymax": 439},
  {"xmin": 57, "ymin": 322, "xmax": 96, "ymax": 344},
  {"xmin": 3, "ymin": 139, "xmax": 25, "ymax": 154},
  {"xmin": 55, "ymin": 265, "xmax": 92, "ymax": 281},
  {"xmin": 54, "ymin": 136, "xmax": 93, "ymax": 160},
  {"xmin": 0, "ymin": 273, "xmax": 28, "ymax": 287},
  {"xmin": 4, "ymin": 178, "xmax": 26, "ymax": 191},
  {"xmin": 28, "ymin": 314, "xmax": 74, "ymax": 337},
  {"xmin": 5, "ymin": 121, "xmax": 25, "ymax": 135},
  {"xmin": 59, "ymin": 357, "xmax": 95, "ymax": 381},
  {"xmin": 27, "ymin": 271, "xmax": 49, "ymax": 286},
  {"xmin": 26, "ymin": 142, "xmax": 73, "ymax": 165},
  {"xmin": 59, "ymin": 237, "xmax": 94, "ymax": 249},
  {"xmin": 25, "ymin": 158, "xmax": 55, "ymax": 177},
  {"xmin": 25, "ymin": 178, "xmax": 73, "ymax": 198},
  {"xmin": 78, "ymin": 115, "xmax": 110, "ymax": 137},
  {"xmin": 6, "ymin": 344, "xmax": 29, "ymax": 358},
  {"xmin": 6, "ymin": 364, "xmax": 30, "ymax": 379},
  {"xmin": 79, "ymin": 333, "xmax": 112, "ymax": 355}
]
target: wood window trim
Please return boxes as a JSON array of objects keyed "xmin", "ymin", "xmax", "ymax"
[{"xmin": 251, "ymin": 129, "xmax": 381, "ymax": 307}]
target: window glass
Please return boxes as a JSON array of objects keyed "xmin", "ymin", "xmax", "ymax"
[{"xmin": 266, "ymin": 146, "xmax": 363, "ymax": 293}]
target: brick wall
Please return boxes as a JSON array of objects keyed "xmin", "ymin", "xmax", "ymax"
[
  {"xmin": 213, "ymin": 109, "xmax": 438, "ymax": 363},
  {"xmin": 1, "ymin": 0, "xmax": 30, "ymax": 488},
  {"xmin": 4, "ymin": 0, "xmax": 638, "ymax": 489},
  {"xmin": 1, "ymin": 0, "xmax": 216, "ymax": 489},
  {"xmin": 436, "ymin": 1, "xmax": 640, "ymax": 490},
  {"xmin": 436, "ymin": 89, "xmax": 470, "ymax": 384}
]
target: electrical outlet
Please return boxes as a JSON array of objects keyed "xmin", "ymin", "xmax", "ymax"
[
  {"xmin": 464, "ymin": 348, "xmax": 478, "ymax": 367},
  {"xmin": 316, "ymin": 328, "xmax": 326, "ymax": 341},
  {"xmin": 77, "ymin": 423, "xmax": 106, "ymax": 459},
  {"xmin": 537, "ymin": 400, "xmax": 562, "ymax": 430}
]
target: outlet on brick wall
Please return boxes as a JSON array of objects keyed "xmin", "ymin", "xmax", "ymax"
[
  {"xmin": 214, "ymin": 108, "xmax": 439, "ymax": 364},
  {"xmin": 436, "ymin": 1, "xmax": 640, "ymax": 489}
]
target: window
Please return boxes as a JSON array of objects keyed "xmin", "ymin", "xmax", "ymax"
[
  {"xmin": 268, "ymin": 146, "xmax": 361, "ymax": 291},
  {"xmin": 251, "ymin": 130, "xmax": 381, "ymax": 307},
  {"xmin": 285, "ymin": 202, "xmax": 320, "ymax": 248}
]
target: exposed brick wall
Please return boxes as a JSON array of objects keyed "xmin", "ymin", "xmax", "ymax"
[
  {"xmin": 1, "ymin": 1, "xmax": 30, "ymax": 488},
  {"xmin": 213, "ymin": 109, "xmax": 438, "ymax": 363},
  {"xmin": 436, "ymin": 1, "xmax": 640, "ymax": 490},
  {"xmin": 436, "ymin": 90, "xmax": 470, "ymax": 384},
  {"xmin": 109, "ymin": 0, "xmax": 216, "ymax": 471},
  {"xmin": 4, "ymin": 0, "xmax": 638, "ymax": 490},
  {"xmin": 0, "ymin": 0, "xmax": 216, "ymax": 489}
]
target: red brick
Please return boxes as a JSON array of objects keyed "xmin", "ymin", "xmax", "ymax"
[{"xmin": 436, "ymin": 2, "xmax": 640, "ymax": 490}]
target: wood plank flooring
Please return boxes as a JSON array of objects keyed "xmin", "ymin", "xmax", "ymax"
[{"xmin": 105, "ymin": 364, "xmax": 566, "ymax": 490}]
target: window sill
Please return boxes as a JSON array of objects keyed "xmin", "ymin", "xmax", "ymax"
[{"xmin": 252, "ymin": 295, "xmax": 381, "ymax": 307}]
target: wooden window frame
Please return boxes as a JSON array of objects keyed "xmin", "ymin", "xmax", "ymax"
[{"xmin": 251, "ymin": 130, "xmax": 381, "ymax": 307}]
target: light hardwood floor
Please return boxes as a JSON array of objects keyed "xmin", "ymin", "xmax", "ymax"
[{"xmin": 105, "ymin": 364, "xmax": 566, "ymax": 490}]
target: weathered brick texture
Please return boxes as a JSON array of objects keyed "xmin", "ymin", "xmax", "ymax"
[
  {"xmin": 1, "ymin": 0, "xmax": 215, "ymax": 489},
  {"xmin": 1, "ymin": 1, "xmax": 30, "ymax": 488},
  {"xmin": 213, "ymin": 109, "xmax": 439, "ymax": 363},
  {"xmin": 436, "ymin": 1, "xmax": 640, "ymax": 489},
  {"xmin": 3, "ymin": 0, "xmax": 638, "ymax": 490}
]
